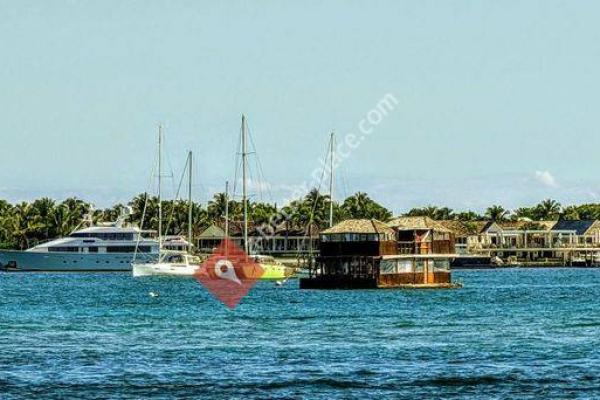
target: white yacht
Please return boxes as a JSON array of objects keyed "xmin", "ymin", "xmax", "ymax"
[
  {"xmin": 0, "ymin": 212, "xmax": 159, "ymax": 272},
  {"xmin": 132, "ymin": 252, "xmax": 202, "ymax": 277}
]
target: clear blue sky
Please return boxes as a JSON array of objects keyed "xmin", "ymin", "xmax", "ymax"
[{"xmin": 1, "ymin": 1, "xmax": 599, "ymax": 214}]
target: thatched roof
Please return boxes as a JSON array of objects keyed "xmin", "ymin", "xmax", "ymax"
[
  {"xmin": 499, "ymin": 220, "xmax": 558, "ymax": 231},
  {"xmin": 322, "ymin": 219, "xmax": 395, "ymax": 235},
  {"xmin": 387, "ymin": 216, "xmax": 453, "ymax": 233},
  {"xmin": 438, "ymin": 220, "xmax": 484, "ymax": 236}
]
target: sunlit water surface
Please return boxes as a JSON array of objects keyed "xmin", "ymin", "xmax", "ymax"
[{"xmin": 1, "ymin": 268, "xmax": 600, "ymax": 399}]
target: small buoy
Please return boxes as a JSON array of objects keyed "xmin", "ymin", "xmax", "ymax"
[
  {"xmin": 275, "ymin": 281, "xmax": 283, "ymax": 286},
  {"xmin": 149, "ymin": 291, "xmax": 160, "ymax": 298}
]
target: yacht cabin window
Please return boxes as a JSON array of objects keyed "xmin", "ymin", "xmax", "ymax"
[
  {"xmin": 48, "ymin": 247, "xmax": 79, "ymax": 252},
  {"xmin": 71, "ymin": 232, "xmax": 135, "ymax": 241}
]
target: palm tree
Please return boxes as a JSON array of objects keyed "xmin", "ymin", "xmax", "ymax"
[
  {"xmin": 560, "ymin": 205, "xmax": 580, "ymax": 220},
  {"xmin": 129, "ymin": 193, "xmax": 159, "ymax": 231},
  {"xmin": 98, "ymin": 204, "xmax": 126, "ymax": 223},
  {"xmin": 513, "ymin": 207, "xmax": 536, "ymax": 221},
  {"xmin": 406, "ymin": 206, "xmax": 439, "ymax": 219},
  {"xmin": 434, "ymin": 207, "xmax": 454, "ymax": 220},
  {"xmin": 569, "ymin": 204, "xmax": 600, "ymax": 220},
  {"xmin": 52, "ymin": 204, "xmax": 77, "ymax": 237},
  {"xmin": 207, "ymin": 192, "xmax": 243, "ymax": 224},
  {"xmin": 207, "ymin": 193, "xmax": 228, "ymax": 220},
  {"xmin": 28, "ymin": 197, "xmax": 56, "ymax": 240},
  {"xmin": 535, "ymin": 199, "xmax": 561, "ymax": 220},
  {"xmin": 250, "ymin": 202, "xmax": 277, "ymax": 225},
  {"xmin": 342, "ymin": 192, "xmax": 392, "ymax": 221},
  {"xmin": 7, "ymin": 202, "xmax": 44, "ymax": 249},
  {"xmin": 455, "ymin": 211, "xmax": 482, "ymax": 221},
  {"xmin": 485, "ymin": 205, "xmax": 509, "ymax": 222},
  {"xmin": 298, "ymin": 189, "xmax": 331, "ymax": 227},
  {"xmin": 283, "ymin": 199, "xmax": 316, "ymax": 228}
]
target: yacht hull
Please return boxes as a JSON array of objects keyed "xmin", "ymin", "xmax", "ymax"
[{"xmin": 0, "ymin": 250, "xmax": 157, "ymax": 272}]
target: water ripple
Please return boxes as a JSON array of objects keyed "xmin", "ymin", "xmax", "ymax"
[{"xmin": 1, "ymin": 269, "xmax": 600, "ymax": 399}]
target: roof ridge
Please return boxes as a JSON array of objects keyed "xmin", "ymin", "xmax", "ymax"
[{"xmin": 371, "ymin": 219, "xmax": 378, "ymax": 234}]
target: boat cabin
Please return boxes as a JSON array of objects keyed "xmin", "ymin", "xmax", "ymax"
[{"xmin": 162, "ymin": 235, "xmax": 192, "ymax": 252}]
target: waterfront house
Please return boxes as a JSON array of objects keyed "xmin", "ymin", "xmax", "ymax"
[
  {"xmin": 196, "ymin": 224, "xmax": 227, "ymax": 253},
  {"xmin": 300, "ymin": 219, "xmax": 456, "ymax": 289},
  {"xmin": 437, "ymin": 220, "xmax": 487, "ymax": 255},
  {"xmin": 454, "ymin": 220, "xmax": 559, "ymax": 252},
  {"xmin": 459, "ymin": 219, "xmax": 600, "ymax": 265},
  {"xmin": 552, "ymin": 220, "xmax": 600, "ymax": 246},
  {"xmin": 197, "ymin": 222, "xmax": 319, "ymax": 256}
]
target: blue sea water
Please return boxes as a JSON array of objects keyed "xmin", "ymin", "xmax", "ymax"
[{"xmin": 1, "ymin": 268, "xmax": 600, "ymax": 399}]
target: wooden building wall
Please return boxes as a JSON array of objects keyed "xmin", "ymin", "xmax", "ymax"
[{"xmin": 378, "ymin": 271, "xmax": 451, "ymax": 286}]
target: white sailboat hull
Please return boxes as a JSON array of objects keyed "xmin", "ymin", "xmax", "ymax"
[{"xmin": 132, "ymin": 262, "xmax": 199, "ymax": 277}]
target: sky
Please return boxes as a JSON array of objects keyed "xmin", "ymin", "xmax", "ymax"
[{"xmin": 1, "ymin": 0, "xmax": 600, "ymax": 214}]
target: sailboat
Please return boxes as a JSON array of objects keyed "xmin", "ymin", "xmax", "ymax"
[
  {"xmin": 237, "ymin": 115, "xmax": 294, "ymax": 281},
  {"xmin": 132, "ymin": 128, "xmax": 201, "ymax": 277}
]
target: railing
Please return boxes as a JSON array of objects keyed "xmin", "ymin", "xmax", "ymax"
[
  {"xmin": 306, "ymin": 255, "xmax": 380, "ymax": 280},
  {"xmin": 470, "ymin": 241, "xmax": 600, "ymax": 251}
]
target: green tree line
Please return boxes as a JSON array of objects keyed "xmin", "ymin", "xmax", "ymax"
[
  {"xmin": 406, "ymin": 199, "xmax": 600, "ymax": 222},
  {"xmin": 0, "ymin": 190, "xmax": 391, "ymax": 250},
  {"xmin": 2, "ymin": 194, "xmax": 600, "ymax": 250}
]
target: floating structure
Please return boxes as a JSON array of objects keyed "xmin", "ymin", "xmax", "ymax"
[{"xmin": 299, "ymin": 219, "xmax": 458, "ymax": 289}]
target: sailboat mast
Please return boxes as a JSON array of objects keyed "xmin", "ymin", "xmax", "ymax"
[
  {"xmin": 224, "ymin": 180, "xmax": 229, "ymax": 239},
  {"xmin": 242, "ymin": 115, "xmax": 249, "ymax": 254},
  {"xmin": 188, "ymin": 150, "xmax": 193, "ymax": 253},
  {"xmin": 328, "ymin": 131, "xmax": 335, "ymax": 228},
  {"xmin": 224, "ymin": 180, "xmax": 229, "ymax": 258},
  {"xmin": 158, "ymin": 124, "xmax": 163, "ymax": 250}
]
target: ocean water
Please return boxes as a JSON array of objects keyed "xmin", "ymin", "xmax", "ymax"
[{"xmin": 1, "ymin": 268, "xmax": 600, "ymax": 399}]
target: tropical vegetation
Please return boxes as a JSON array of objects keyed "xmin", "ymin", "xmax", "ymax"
[
  {"xmin": 0, "ymin": 190, "xmax": 391, "ymax": 249},
  {"xmin": 2, "ymin": 194, "xmax": 600, "ymax": 250}
]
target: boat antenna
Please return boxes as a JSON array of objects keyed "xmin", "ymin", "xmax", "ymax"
[
  {"xmin": 328, "ymin": 131, "xmax": 335, "ymax": 228},
  {"xmin": 187, "ymin": 150, "xmax": 193, "ymax": 253},
  {"xmin": 242, "ymin": 114, "xmax": 249, "ymax": 255}
]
